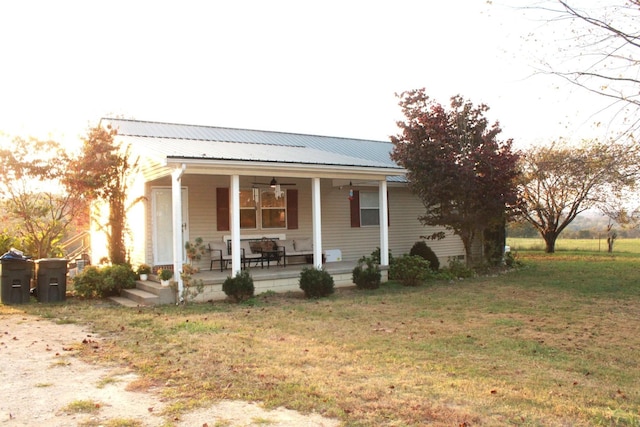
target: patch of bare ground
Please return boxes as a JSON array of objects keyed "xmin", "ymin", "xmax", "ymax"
[{"xmin": 0, "ymin": 314, "xmax": 339, "ymax": 426}]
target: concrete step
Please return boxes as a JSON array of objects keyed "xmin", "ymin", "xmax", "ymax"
[
  {"xmin": 120, "ymin": 288, "xmax": 159, "ymax": 305},
  {"xmin": 109, "ymin": 296, "xmax": 143, "ymax": 307},
  {"xmin": 136, "ymin": 280, "xmax": 175, "ymax": 304},
  {"xmin": 110, "ymin": 280, "xmax": 176, "ymax": 306}
]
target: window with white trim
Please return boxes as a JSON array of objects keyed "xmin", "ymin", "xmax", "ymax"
[
  {"xmin": 360, "ymin": 192, "xmax": 380, "ymax": 226},
  {"xmin": 239, "ymin": 189, "xmax": 257, "ymax": 229},
  {"xmin": 260, "ymin": 190, "xmax": 287, "ymax": 228}
]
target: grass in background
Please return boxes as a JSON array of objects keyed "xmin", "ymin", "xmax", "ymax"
[
  {"xmin": 507, "ymin": 237, "xmax": 640, "ymax": 253},
  {"xmin": 6, "ymin": 252, "xmax": 640, "ymax": 426}
]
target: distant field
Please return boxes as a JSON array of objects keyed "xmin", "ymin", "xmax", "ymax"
[{"xmin": 507, "ymin": 237, "xmax": 640, "ymax": 253}]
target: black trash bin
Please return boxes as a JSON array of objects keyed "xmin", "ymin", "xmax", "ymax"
[
  {"xmin": 35, "ymin": 258, "xmax": 68, "ymax": 302},
  {"xmin": 0, "ymin": 258, "xmax": 34, "ymax": 304}
]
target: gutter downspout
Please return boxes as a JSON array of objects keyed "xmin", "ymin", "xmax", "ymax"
[{"xmin": 172, "ymin": 164, "xmax": 186, "ymax": 303}]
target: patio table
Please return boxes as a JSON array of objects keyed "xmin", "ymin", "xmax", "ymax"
[{"xmin": 261, "ymin": 248, "xmax": 285, "ymax": 268}]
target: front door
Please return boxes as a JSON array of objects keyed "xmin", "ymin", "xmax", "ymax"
[{"xmin": 152, "ymin": 187, "xmax": 188, "ymax": 265}]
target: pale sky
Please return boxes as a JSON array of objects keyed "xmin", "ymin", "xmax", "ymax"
[{"xmin": 0, "ymin": 1, "xmax": 619, "ymax": 149}]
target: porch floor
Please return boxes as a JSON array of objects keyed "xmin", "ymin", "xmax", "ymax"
[
  {"xmin": 119, "ymin": 260, "xmax": 384, "ymax": 305},
  {"xmin": 193, "ymin": 260, "xmax": 358, "ymax": 285}
]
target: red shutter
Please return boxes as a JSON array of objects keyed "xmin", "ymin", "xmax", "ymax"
[
  {"xmin": 216, "ymin": 188, "xmax": 230, "ymax": 231},
  {"xmin": 350, "ymin": 190, "xmax": 360, "ymax": 227},
  {"xmin": 287, "ymin": 189, "xmax": 298, "ymax": 229}
]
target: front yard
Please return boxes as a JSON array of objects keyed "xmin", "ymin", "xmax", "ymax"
[{"xmin": 11, "ymin": 252, "xmax": 640, "ymax": 426}]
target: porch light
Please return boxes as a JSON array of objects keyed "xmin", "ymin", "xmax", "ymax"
[{"xmin": 270, "ymin": 177, "xmax": 278, "ymax": 188}]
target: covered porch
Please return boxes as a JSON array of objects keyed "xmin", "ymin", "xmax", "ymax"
[
  {"xmin": 191, "ymin": 259, "xmax": 377, "ymax": 302},
  {"xmin": 101, "ymin": 118, "xmax": 410, "ymax": 303},
  {"xmin": 115, "ymin": 259, "xmax": 384, "ymax": 306},
  {"xmin": 166, "ymin": 171, "xmax": 395, "ymax": 301}
]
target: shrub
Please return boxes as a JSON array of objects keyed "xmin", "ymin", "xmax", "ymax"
[
  {"xmin": 72, "ymin": 264, "xmax": 136, "ymax": 298},
  {"xmin": 440, "ymin": 257, "xmax": 475, "ymax": 280},
  {"xmin": 504, "ymin": 250, "xmax": 522, "ymax": 268},
  {"xmin": 352, "ymin": 256, "xmax": 381, "ymax": 290},
  {"xmin": 102, "ymin": 264, "xmax": 136, "ymax": 296},
  {"xmin": 185, "ymin": 237, "xmax": 207, "ymax": 265},
  {"xmin": 391, "ymin": 254, "xmax": 433, "ymax": 287},
  {"xmin": 181, "ymin": 264, "xmax": 204, "ymax": 303},
  {"xmin": 299, "ymin": 267, "xmax": 334, "ymax": 298},
  {"xmin": 409, "ymin": 241, "xmax": 440, "ymax": 271},
  {"xmin": 370, "ymin": 247, "xmax": 395, "ymax": 279},
  {"xmin": 370, "ymin": 247, "xmax": 394, "ymax": 266},
  {"xmin": 223, "ymin": 270, "xmax": 255, "ymax": 303},
  {"xmin": 72, "ymin": 266, "xmax": 105, "ymax": 298}
]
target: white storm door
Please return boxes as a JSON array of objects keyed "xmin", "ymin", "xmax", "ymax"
[{"xmin": 152, "ymin": 187, "xmax": 188, "ymax": 265}]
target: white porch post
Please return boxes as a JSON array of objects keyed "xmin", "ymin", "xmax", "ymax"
[
  {"xmin": 230, "ymin": 175, "xmax": 242, "ymax": 275},
  {"xmin": 172, "ymin": 165, "xmax": 185, "ymax": 301},
  {"xmin": 311, "ymin": 177, "xmax": 323, "ymax": 269},
  {"xmin": 379, "ymin": 179, "xmax": 389, "ymax": 266}
]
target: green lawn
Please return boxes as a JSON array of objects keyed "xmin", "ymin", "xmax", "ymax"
[
  {"xmin": 507, "ymin": 237, "xmax": 640, "ymax": 253},
  {"xmin": 7, "ymin": 252, "xmax": 640, "ymax": 426}
]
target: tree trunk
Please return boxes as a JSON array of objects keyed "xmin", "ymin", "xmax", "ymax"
[
  {"xmin": 543, "ymin": 232, "xmax": 557, "ymax": 253},
  {"xmin": 483, "ymin": 221, "xmax": 506, "ymax": 266},
  {"xmin": 607, "ymin": 236, "xmax": 615, "ymax": 253},
  {"xmin": 109, "ymin": 196, "xmax": 127, "ymax": 265},
  {"xmin": 606, "ymin": 226, "xmax": 616, "ymax": 253},
  {"xmin": 460, "ymin": 230, "xmax": 475, "ymax": 267}
]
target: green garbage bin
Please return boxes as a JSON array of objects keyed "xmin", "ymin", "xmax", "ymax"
[
  {"xmin": 35, "ymin": 258, "xmax": 68, "ymax": 302},
  {"xmin": 0, "ymin": 259, "xmax": 34, "ymax": 304}
]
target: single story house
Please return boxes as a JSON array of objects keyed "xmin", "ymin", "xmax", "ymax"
[{"xmin": 92, "ymin": 118, "xmax": 466, "ymax": 301}]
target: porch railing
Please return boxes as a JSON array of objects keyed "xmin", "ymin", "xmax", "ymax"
[{"xmin": 60, "ymin": 231, "xmax": 90, "ymax": 261}]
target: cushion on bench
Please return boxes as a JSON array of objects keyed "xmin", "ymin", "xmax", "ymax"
[
  {"xmin": 279, "ymin": 239, "xmax": 296, "ymax": 255},
  {"xmin": 294, "ymin": 238, "xmax": 313, "ymax": 252}
]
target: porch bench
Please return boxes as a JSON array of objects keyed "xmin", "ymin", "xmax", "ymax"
[{"xmin": 278, "ymin": 238, "xmax": 315, "ymax": 266}]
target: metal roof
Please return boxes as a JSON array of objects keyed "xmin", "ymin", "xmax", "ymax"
[
  {"xmin": 102, "ymin": 118, "xmax": 402, "ymax": 171},
  {"xmin": 117, "ymin": 136, "xmax": 396, "ymax": 169}
]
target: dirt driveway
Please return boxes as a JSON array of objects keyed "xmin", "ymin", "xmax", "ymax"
[{"xmin": 0, "ymin": 314, "xmax": 339, "ymax": 427}]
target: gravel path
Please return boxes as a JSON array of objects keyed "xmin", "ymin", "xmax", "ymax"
[{"xmin": 0, "ymin": 314, "xmax": 339, "ymax": 427}]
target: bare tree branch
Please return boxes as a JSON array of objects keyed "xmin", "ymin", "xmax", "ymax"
[{"xmin": 525, "ymin": 1, "xmax": 640, "ymax": 134}]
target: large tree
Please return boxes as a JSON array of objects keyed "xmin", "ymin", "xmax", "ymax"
[
  {"xmin": 391, "ymin": 89, "xmax": 521, "ymax": 265},
  {"xmin": 0, "ymin": 137, "xmax": 87, "ymax": 258},
  {"xmin": 529, "ymin": 1, "xmax": 640, "ymax": 132},
  {"xmin": 517, "ymin": 139, "xmax": 640, "ymax": 252},
  {"xmin": 66, "ymin": 124, "xmax": 138, "ymax": 265}
]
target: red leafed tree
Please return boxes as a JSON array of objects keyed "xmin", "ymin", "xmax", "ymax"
[
  {"xmin": 65, "ymin": 124, "xmax": 138, "ymax": 265},
  {"xmin": 391, "ymin": 89, "xmax": 522, "ymax": 265}
]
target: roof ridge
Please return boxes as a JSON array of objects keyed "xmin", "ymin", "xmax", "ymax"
[{"xmin": 101, "ymin": 117, "xmax": 390, "ymax": 144}]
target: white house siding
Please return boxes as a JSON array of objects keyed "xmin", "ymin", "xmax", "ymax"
[
  {"xmin": 320, "ymin": 183, "xmax": 378, "ymax": 261},
  {"xmin": 320, "ymin": 183, "xmax": 465, "ymax": 265},
  {"xmin": 388, "ymin": 186, "xmax": 466, "ymax": 265},
  {"xmin": 182, "ymin": 174, "xmax": 215, "ymax": 249},
  {"xmin": 129, "ymin": 175, "xmax": 466, "ymax": 271}
]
